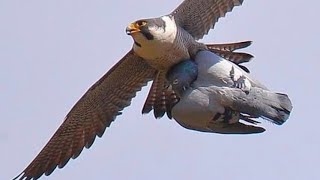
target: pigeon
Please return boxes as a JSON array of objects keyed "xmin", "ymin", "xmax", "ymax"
[{"xmin": 166, "ymin": 50, "xmax": 293, "ymax": 134}]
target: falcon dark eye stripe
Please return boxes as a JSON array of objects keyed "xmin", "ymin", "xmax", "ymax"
[
  {"xmin": 134, "ymin": 41, "xmax": 141, "ymax": 47},
  {"xmin": 140, "ymin": 27, "xmax": 154, "ymax": 40}
]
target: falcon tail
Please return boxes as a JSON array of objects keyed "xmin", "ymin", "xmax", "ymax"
[
  {"xmin": 206, "ymin": 41, "xmax": 254, "ymax": 65},
  {"xmin": 206, "ymin": 41, "xmax": 252, "ymax": 51},
  {"xmin": 229, "ymin": 87, "xmax": 293, "ymax": 125}
]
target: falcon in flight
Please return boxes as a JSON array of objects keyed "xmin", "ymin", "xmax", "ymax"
[{"xmin": 14, "ymin": 0, "xmax": 249, "ymax": 179}]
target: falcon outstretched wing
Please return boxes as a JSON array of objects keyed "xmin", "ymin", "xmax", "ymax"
[
  {"xmin": 14, "ymin": 50, "xmax": 156, "ymax": 180},
  {"xmin": 171, "ymin": 0, "xmax": 244, "ymax": 40}
]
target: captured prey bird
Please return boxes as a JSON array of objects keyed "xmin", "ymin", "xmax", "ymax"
[
  {"xmin": 14, "ymin": 0, "xmax": 250, "ymax": 179},
  {"xmin": 166, "ymin": 51, "xmax": 293, "ymax": 134}
]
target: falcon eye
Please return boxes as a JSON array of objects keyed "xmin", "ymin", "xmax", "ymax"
[{"xmin": 136, "ymin": 21, "xmax": 147, "ymax": 26}]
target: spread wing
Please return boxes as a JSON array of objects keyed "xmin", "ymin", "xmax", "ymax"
[
  {"xmin": 171, "ymin": 0, "xmax": 244, "ymax": 40},
  {"xmin": 14, "ymin": 50, "xmax": 156, "ymax": 180}
]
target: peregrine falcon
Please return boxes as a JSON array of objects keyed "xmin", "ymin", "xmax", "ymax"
[
  {"xmin": 166, "ymin": 51, "xmax": 292, "ymax": 134},
  {"xmin": 14, "ymin": 0, "xmax": 248, "ymax": 179}
]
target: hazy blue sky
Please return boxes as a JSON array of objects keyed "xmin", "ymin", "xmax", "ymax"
[{"xmin": 1, "ymin": 0, "xmax": 319, "ymax": 179}]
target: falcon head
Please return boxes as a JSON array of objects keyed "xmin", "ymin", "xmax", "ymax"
[{"xmin": 126, "ymin": 16, "xmax": 175, "ymax": 47}]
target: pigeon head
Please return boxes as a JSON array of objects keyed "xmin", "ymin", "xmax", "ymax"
[{"xmin": 166, "ymin": 59, "xmax": 198, "ymax": 97}]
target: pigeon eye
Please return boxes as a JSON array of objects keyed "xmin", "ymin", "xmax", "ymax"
[
  {"xmin": 173, "ymin": 79, "xmax": 179, "ymax": 84},
  {"xmin": 137, "ymin": 21, "xmax": 147, "ymax": 26}
]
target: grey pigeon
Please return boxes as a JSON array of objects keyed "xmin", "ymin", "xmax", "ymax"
[{"xmin": 166, "ymin": 51, "xmax": 292, "ymax": 134}]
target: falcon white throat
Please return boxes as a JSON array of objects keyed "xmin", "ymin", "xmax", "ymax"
[{"xmin": 126, "ymin": 16, "xmax": 196, "ymax": 70}]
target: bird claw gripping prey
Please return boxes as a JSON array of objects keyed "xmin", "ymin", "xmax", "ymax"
[{"xmin": 230, "ymin": 66, "xmax": 251, "ymax": 93}]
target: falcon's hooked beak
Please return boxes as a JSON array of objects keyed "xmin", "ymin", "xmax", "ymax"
[{"xmin": 126, "ymin": 23, "xmax": 141, "ymax": 35}]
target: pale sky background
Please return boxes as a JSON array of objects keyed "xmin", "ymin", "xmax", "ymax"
[{"xmin": 1, "ymin": 0, "xmax": 319, "ymax": 179}]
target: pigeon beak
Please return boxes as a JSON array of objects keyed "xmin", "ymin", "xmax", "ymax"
[
  {"xmin": 126, "ymin": 23, "xmax": 140, "ymax": 35},
  {"xmin": 182, "ymin": 86, "xmax": 187, "ymax": 91}
]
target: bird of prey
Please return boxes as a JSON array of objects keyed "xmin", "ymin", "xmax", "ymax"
[
  {"xmin": 14, "ymin": 0, "xmax": 248, "ymax": 179},
  {"xmin": 166, "ymin": 51, "xmax": 293, "ymax": 134}
]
